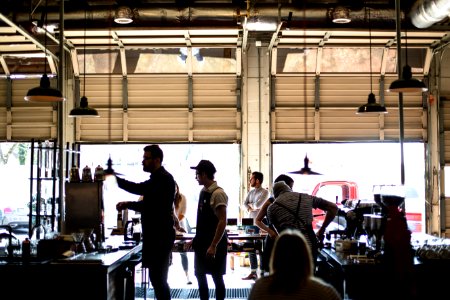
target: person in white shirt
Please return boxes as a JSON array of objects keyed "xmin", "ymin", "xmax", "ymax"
[{"xmin": 242, "ymin": 171, "xmax": 269, "ymax": 280}]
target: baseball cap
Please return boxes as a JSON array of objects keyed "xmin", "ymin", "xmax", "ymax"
[{"xmin": 190, "ymin": 159, "xmax": 217, "ymax": 174}]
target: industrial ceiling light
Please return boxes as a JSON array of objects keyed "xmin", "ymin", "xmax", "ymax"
[
  {"xmin": 332, "ymin": 6, "xmax": 351, "ymax": 24},
  {"xmin": 388, "ymin": 20, "xmax": 428, "ymax": 93},
  {"xmin": 289, "ymin": 155, "xmax": 322, "ymax": 175},
  {"xmin": 357, "ymin": 4, "xmax": 387, "ymax": 114},
  {"xmin": 24, "ymin": 0, "xmax": 64, "ymax": 102},
  {"xmin": 69, "ymin": 96, "xmax": 99, "ymax": 117},
  {"xmin": 357, "ymin": 93, "xmax": 388, "ymax": 113},
  {"xmin": 69, "ymin": 9, "xmax": 99, "ymax": 118},
  {"xmin": 25, "ymin": 73, "xmax": 65, "ymax": 102},
  {"xmin": 387, "ymin": 65, "xmax": 428, "ymax": 93},
  {"xmin": 114, "ymin": 6, "xmax": 134, "ymax": 24}
]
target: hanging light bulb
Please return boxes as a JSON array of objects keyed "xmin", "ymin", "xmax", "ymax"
[
  {"xmin": 357, "ymin": 5, "xmax": 387, "ymax": 114},
  {"xmin": 69, "ymin": 8, "xmax": 99, "ymax": 118},
  {"xmin": 24, "ymin": 0, "xmax": 64, "ymax": 102}
]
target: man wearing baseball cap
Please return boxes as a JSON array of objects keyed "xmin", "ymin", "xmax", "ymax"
[{"xmin": 187, "ymin": 160, "xmax": 228, "ymax": 300}]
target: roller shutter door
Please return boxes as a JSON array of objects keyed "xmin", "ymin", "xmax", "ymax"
[
  {"xmin": 0, "ymin": 80, "xmax": 6, "ymax": 139},
  {"xmin": 76, "ymin": 75, "xmax": 239, "ymax": 142},
  {"xmin": 273, "ymin": 76, "xmax": 426, "ymax": 142},
  {"xmin": 2, "ymin": 78, "xmax": 57, "ymax": 140}
]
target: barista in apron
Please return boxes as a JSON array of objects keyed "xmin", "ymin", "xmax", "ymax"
[
  {"xmin": 189, "ymin": 160, "xmax": 228, "ymax": 300},
  {"xmin": 193, "ymin": 189, "xmax": 228, "ymax": 274}
]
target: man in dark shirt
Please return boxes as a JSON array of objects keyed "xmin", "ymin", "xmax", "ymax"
[{"xmin": 115, "ymin": 144, "xmax": 176, "ymax": 300}]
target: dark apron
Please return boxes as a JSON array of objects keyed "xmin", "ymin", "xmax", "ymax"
[{"xmin": 193, "ymin": 188, "xmax": 228, "ymax": 275}]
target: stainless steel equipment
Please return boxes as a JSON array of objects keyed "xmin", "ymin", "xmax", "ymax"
[{"xmin": 64, "ymin": 182, "xmax": 105, "ymax": 246}]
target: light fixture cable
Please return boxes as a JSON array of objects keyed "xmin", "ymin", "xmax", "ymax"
[
  {"xmin": 24, "ymin": 0, "xmax": 65, "ymax": 102},
  {"xmin": 368, "ymin": 5, "xmax": 373, "ymax": 95},
  {"xmin": 387, "ymin": 0, "xmax": 428, "ymax": 94},
  {"xmin": 287, "ymin": 3, "xmax": 321, "ymax": 175},
  {"xmin": 68, "ymin": 7, "xmax": 99, "ymax": 117},
  {"xmin": 356, "ymin": 3, "xmax": 387, "ymax": 114},
  {"xmin": 82, "ymin": 9, "xmax": 87, "ymax": 101}
]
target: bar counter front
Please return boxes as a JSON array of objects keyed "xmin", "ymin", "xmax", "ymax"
[
  {"xmin": 0, "ymin": 237, "xmax": 142, "ymax": 300},
  {"xmin": 0, "ymin": 232, "xmax": 266, "ymax": 300},
  {"xmin": 317, "ymin": 233, "xmax": 450, "ymax": 300}
]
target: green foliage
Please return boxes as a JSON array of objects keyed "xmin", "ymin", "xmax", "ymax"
[{"xmin": 0, "ymin": 142, "xmax": 29, "ymax": 165}]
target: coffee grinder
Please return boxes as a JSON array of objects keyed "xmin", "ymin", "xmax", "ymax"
[{"xmin": 371, "ymin": 185, "xmax": 409, "ymax": 254}]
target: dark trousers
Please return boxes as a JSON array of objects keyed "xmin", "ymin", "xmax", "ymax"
[
  {"xmin": 196, "ymin": 273, "xmax": 225, "ymax": 300},
  {"xmin": 145, "ymin": 238, "xmax": 174, "ymax": 300},
  {"xmin": 261, "ymin": 234, "xmax": 275, "ymax": 273}
]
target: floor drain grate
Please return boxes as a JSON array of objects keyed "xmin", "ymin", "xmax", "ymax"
[{"xmin": 135, "ymin": 287, "xmax": 250, "ymax": 299}]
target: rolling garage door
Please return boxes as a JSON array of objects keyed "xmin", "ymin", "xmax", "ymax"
[
  {"xmin": 75, "ymin": 75, "xmax": 240, "ymax": 142},
  {"xmin": 0, "ymin": 78, "xmax": 57, "ymax": 140},
  {"xmin": 273, "ymin": 75, "xmax": 426, "ymax": 142}
]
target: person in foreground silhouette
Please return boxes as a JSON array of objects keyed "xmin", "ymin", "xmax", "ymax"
[{"xmin": 248, "ymin": 229, "xmax": 341, "ymax": 300}]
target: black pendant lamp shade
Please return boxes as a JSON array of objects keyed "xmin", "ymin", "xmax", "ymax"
[
  {"xmin": 70, "ymin": 8, "xmax": 99, "ymax": 118},
  {"xmin": 357, "ymin": 93, "xmax": 388, "ymax": 114},
  {"xmin": 387, "ymin": 65, "xmax": 428, "ymax": 93},
  {"xmin": 356, "ymin": 5, "xmax": 387, "ymax": 115},
  {"xmin": 69, "ymin": 96, "xmax": 99, "ymax": 117},
  {"xmin": 289, "ymin": 155, "xmax": 322, "ymax": 175},
  {"xmin": 24, "ymin": 0, "xmax": 64, "ymax": 103},
  {"xmin": 24, "ymin": 74, "xmax": 65, "ymax": 102}
]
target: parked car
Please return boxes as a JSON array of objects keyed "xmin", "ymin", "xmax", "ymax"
[{"xmin": 1, "ymin": 208, "xmax": 28, "ymax": 235}]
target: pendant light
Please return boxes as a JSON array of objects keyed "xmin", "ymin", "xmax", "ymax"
[
  {"xmin": 289, "ymin": 154, "xmax": 322, "ymax": 175},
  {"xmin": 387, "ymin": 15, "xmax": 428, "ymax": 93},
  {"xmin": 69, "ymin": 8, "xmax": 99, "ymax": 118},
  {"xmin": 289, "ymin": 5, "xmax": 322, "ymax": 176},
  {"xmin": 24, "ymin": 0, "xmax": 65, "ymax": 102},
  {"xmin": 357, "ymin": 4, "xmax": 387, "ymax": 114}
]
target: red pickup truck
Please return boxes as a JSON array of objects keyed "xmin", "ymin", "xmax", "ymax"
[{"xmin": 311, "ymin": 180, "xmax": 423, "ymax": 233}]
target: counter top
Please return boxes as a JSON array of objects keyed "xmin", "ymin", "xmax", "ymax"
[
  {"xmin": 0, "ymin": 236, "xmax": 142, "ymax": 300},
  {"xmin": 0, "ymin": 235, "xmax": 141, "ymax": 268}
]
